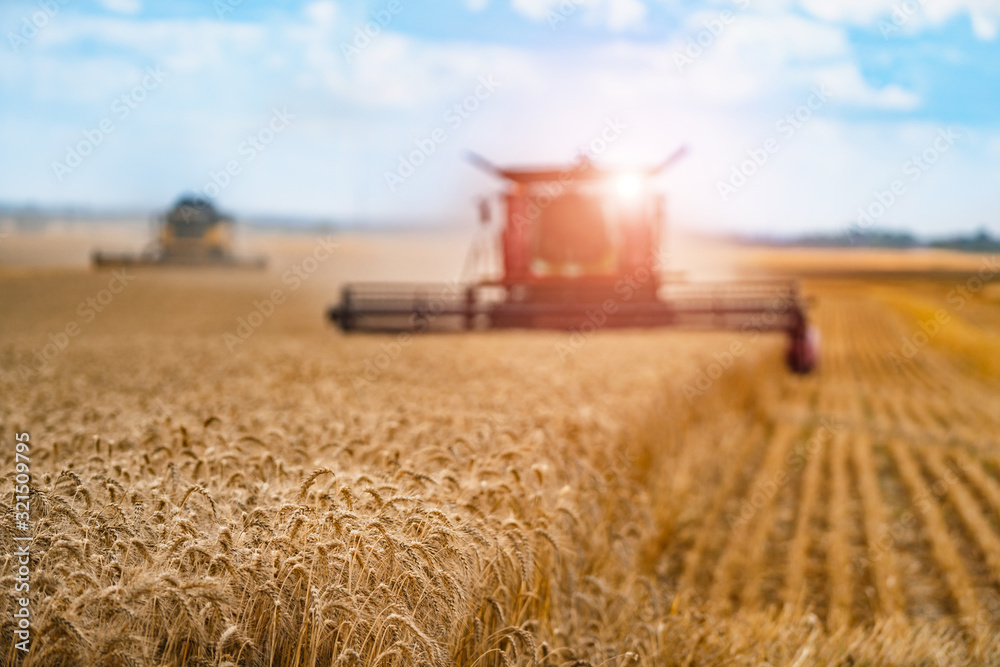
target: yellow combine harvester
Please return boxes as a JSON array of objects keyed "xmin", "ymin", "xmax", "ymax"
[{"xmin": 92, "ymin": 196, "xmax": 266, "ymax": 268}]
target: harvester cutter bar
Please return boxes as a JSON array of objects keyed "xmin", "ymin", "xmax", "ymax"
[
  {"xmin": 91, "ymin": 252, "xmax": 267, "ymax": 269},
  {"xmin": 327, "ymin": 280, "xmax": 806, "ymax": 334}
]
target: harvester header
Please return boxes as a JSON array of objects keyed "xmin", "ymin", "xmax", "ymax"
[{"xmin": 328, "ymin": 152, "xmax": 818, "ymax": 373}]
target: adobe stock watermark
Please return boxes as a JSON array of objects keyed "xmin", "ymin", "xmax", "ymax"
[
  {"xmin": 51, "ymin": 66, "xmax": 169, "ymax": 182},
  {"xmin": 13, "ymin": 270, "xmax": 135, "ymax": 381},
  {"xmin": 194, "ymin": 108, "xmax": 294, "ymax": 200},
  {"xmin": 223, "ymin": 235, "xmax": 338, "ymax": 352},
  {"xmin": 878, "ymin": 0, "xmax": 927, "ymax": 38},
  {"xmin": 853, "ymin": 453, "xmax": 969, "ymax": 572},
  {"xmin": 510, "ymin": 116, "xmax": 629, "ymax": 235},
  {"xmin": 727, "ymin": 417, "xmax": 843, "ymax": 529},
  {"xmin": 544, "ymin": 0, "xmax": 587, "ymax": 29},
  {"xmin": 6, "ymin": 0, "xmax": 70, "ymax": 52},
  {"xmin": 11, "ymin": 431, "xmax": 32, "ymax": 653},
  {"xmin": 845, "ymin": 126, "xmax": 961, "ymax": 243},
  {"xmin": 340, "ymin": 0, "xmax": 407, "ymax": 62},
  {"xmin": 554, "ymin": 248, "xmax": 671, "ymax": 361},
  {"xmin": 384, "ymin": 75, "xmax": 503, "ymax": 193},
  {"xmin": 717, "ymin": 84, "xmax": 833, "ymax": 202},
  {"xmin": 350, "ymin": 281, "xmax": 466, "ymax": 390},
  {"xmin": 575, "ymin": 117, "xmax": 629, "ymax": 164},
  {"xmin": 213, "ymin": 0, "xmax": 244, "ymax": 19},
  {"xmin": 887, "ymin": 255, "xmax": 999, "ymax": 370},
  {"xmin": 673, "ymin": 0, "xmax": 752, "ymax": 73},
  {"xmin": 681, "ymin": 287, "xmax": 804, "ymax": 400}
]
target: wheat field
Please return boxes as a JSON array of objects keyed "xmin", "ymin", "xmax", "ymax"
[{"xmin": 1, "ymin": 238, "xmax": 1000, "ymax": 666}]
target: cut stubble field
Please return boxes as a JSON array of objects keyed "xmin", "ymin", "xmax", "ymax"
[{"xmin": 1, "ymin": 236, "xmax": 1000, "ymax": 666}]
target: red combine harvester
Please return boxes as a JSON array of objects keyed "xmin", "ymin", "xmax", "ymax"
[{"xmin": 327, "ymin": 150, "xmax": 818, "ymax": 373}]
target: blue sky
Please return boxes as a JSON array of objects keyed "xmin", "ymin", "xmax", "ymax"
[{"xmin": 1, "ymin": 0, "xmax": 999, "ymax": 235}]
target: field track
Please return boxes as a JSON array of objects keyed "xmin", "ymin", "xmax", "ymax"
[{"xmin": 654, "ymin": 291, "xmax": 1000, "ymax": 642}]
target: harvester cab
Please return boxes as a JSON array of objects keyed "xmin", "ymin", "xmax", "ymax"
[
  {"xmin": 160, "ymin": 197, "xmax": 233, "ymax": 261},
  {"xmin": 92, "ymin": 196, "xmax": 266, "ymax": 269},
  {"xmin": 469, "ymin": 151, "xmax": 675, "ymax": 315},
  {"xmin": 328, "ymin": 152, "xmax": 818, "ymax": 374}
]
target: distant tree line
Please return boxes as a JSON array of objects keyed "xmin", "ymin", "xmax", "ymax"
[{"xmin": 745, "ymin": 226, "xmax": 1000, "ymax": 252}]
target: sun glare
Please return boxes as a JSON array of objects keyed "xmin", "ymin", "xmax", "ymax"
[{"xmin": 613, "ymin": 173, "xmax": 645, "ymax": 200}]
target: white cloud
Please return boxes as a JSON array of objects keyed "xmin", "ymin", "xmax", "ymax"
[
  {"xmin": 655, "ymin": 12, "xmax": 923, "ymax": 110},
  {"xmin": 799, "ymin": 0, "xmax": 1000, "ymax": 41},
  {"xmin": 304, "ymin": 1, "xmax": 338, "ymax": 26},
  {"xmin": 4, "ymin": 1, "xmax": 995, "ymax": 231},
  {"xmin": 720, "ymin": 13, "xmax": 849, "ymax": 61},
  {"xmin": 867, "ymin": 84, "xmax": 921, "ymax": 109},
  {"xmin": 606, "ymin": 0, "xmax": 647, "ymax": 31},
  {"xmin": 511, "ymin": 0, "xmax": 592, "ymax": 21},
  {"xmin": 970, "ymin": 11, "xmax": 998, "ymax": 39},
  {"xmin": 811, "ymin": 65, "xmax": 921, "ymax": 110},
  {"xmin": 510, "ymin": 0, "xmax": 647, "ymax": 32},
  {"xmin": 510, "ymin": 0, "xmax": 562, "ymax": 21},
  {"xmin": 13, "ymin": 17, "xmax": 266, "ymax": 107},
  {"xmin": 41, "ymin": 17, "xmax": 266, "ymax": 60},
  {"xmin": 464, "ymin": 0, "xmax": 490, "ymax": 10},
  {"xmin": 99, "ymin": 0, "xmax": 142, "ymax": 15},
  {"xmin": 667, "ymin": 13, "xmax": 849, "ymax": 102},
  {"xmin": 798, "ymin": 0, "xmax": 890, "ymax": 25},
  {"xmin": 335, "ymin": 34, "xmax": 541, "ymax": 108}
]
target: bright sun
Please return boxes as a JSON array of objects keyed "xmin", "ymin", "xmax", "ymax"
[{"xmin": 613, "ymin": 173, "xmax": 644, "ymax": 200}]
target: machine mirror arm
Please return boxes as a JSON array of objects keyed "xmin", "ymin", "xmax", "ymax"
[
  {"xmin": 466, "ymin": 152, "xmax": 504, "ymax": 178},
  {"xmin": 468, "ymin": 148, "xmax": 688, "ymax": 180},
  {"xmin": 647, "ymin": 146, "xmax": 689, "ymax": 176}
]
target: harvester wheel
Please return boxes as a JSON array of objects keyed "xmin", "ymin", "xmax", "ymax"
[{"xmin": 786, "ymin": 325, "xmax": 820, "ymax": 375}]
